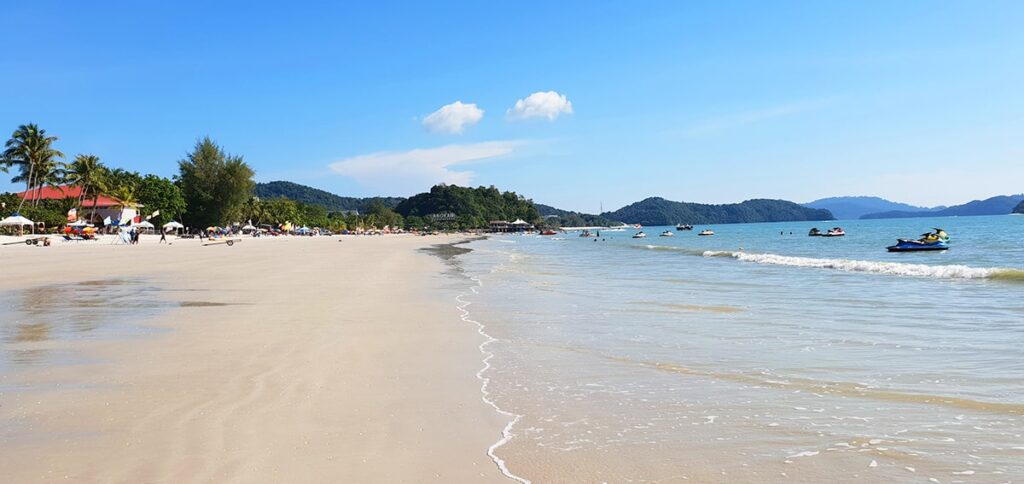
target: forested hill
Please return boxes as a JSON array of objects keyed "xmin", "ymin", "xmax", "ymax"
[
  {"xmin": 803, "ymin": 196, "xmax": 936, "ymax": 220},
  {"xmin": 254, "ymin": 181, "xmax": 403, "ymax": 213},
  {"xmin": 536, "ymin": 203, "xmax": 621, "ymax": 227},
  {"xmin": 860, "ymin": 194, "xmax": 1024, "ymax": 219},
  {"xmin": 1015, "ymin": 200, "xmax": 1024, "ymax": 214},
  {"xmin": 603, "ymin": 197, "xmax": 834, "ymax": 225},
  {"xmin": 395, "ymin": 184, "xmax": 540, "ymax": 228}
]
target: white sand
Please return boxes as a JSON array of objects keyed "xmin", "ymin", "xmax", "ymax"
[{"xmin": 0, "ymin": 234, "xmax": 509, "ymax": 482}]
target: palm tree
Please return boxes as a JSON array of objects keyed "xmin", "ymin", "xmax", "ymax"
[
  {"xmin": 2, "ymin": 124, "xmax": 65, "ymax": 210},
  {"xmin": 60, "ymin": 154, "xmax": 108, "ymax": 219}
]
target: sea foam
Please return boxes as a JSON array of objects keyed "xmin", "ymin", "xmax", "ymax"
[{"xmin": 703, "ymin": 250, "xmax": 1023, "ymax": 280}]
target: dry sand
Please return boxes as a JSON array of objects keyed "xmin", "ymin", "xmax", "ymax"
[{"xmin": 0, "ymin": 235, "xmax": 510, "ymax": 483}]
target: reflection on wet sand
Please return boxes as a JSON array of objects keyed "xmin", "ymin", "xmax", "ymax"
[{"xmin": 0, "ymin": 279, "xmax": 173, "ymax": 367}]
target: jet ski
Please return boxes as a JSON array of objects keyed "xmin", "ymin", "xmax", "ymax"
[
  {"xmin": 632, "ymin": 231, "xmax": 647, "ymax": 239},
  {"xmin": 676, "ymin": 224, "xmax": 693, "ymax": 231},
  {"xmin": 887, "ymin": 228, "xmax": 950, "ymax": 252},
  {"xmin": 698, "ymin": 229, "xmax": 714, "ymax": 236},
  {"xmin": 660, "ymin": 230, "xmax": 674, "ymax": 237},
  {"xmin": 823, "ymin": 227, "xmax": 845, "ymax": 237},
  {"xmin": 808, "ymin": 228, "xmax": 823, "ymax": 236}
]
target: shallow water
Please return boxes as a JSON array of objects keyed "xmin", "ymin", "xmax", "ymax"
[{"xmin": 459, "ymin": 215, "xmax": 1024, "ymax": 482}]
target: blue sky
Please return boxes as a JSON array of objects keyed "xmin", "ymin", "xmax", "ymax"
[{"xmin": 2, "ymin": 1, "xmax": 1022, "ymax": 211}]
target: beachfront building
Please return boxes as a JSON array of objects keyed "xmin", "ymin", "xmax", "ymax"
[
  {"xmin": 15, "ymin": 185, "xmax": 140, "ymax": 224},
  {"xmin": 489, "ymin": 219, "xmax": 534, "ymax": 233}
]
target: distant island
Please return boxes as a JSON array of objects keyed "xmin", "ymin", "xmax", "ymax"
[
  {"xmin": 860, "ymin": 194, "xmax": 1024, "ymax": 219},
  {"xmin": 1015, "ymin": 200, "xmax": 1024, "ymax": 214},
  {"xmin": 803, "ymin": 196, "xmax": 940, "ymax": 220},
  {"xmin": 601, "ymin": 197, "xmax": 833, "ymax": 225}
]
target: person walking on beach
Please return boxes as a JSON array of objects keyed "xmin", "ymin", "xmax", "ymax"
[{"xmin": 159, "ymin": 230, "xmax": 168, "ymax": 244}]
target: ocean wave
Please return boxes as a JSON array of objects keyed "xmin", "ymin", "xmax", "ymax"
[{"xmin": 704, "ymin": 250, "xmax": 1024, "ymax": 280}]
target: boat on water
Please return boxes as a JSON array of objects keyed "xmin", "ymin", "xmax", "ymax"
[
  {"xmin": 808, "ymin": 227, "xmax": 823, "ymax": 236},
  {"xmin": 632, "ymin": 231, "xmax": 647, "ymax": 239},
  {"xmin": 823, "ymin": 227, "xmax": 845, "ymax": 237},
  {"xmin": 676, "ymin": 224, "xmax": 693, "ymax": 231},
  {"xmin": 633, "ymin": 224, "xmax": 643, "ymax": 229},
  {"xmin": 579, "ymin": 230, "xmax": 594, "ymax": 238},
  {"xmin": 698, "ymin": 229, "xmax": 714, "ymax": 236},
  {"xmin": 541, "ymin": 230, "xmax": 558, "ymax": 236},
  {"xmin": 660, "ymin": 230, "xmax": 673, "ymax": 237},
  {"xmin": 887, "ymin": 228, "xmax": 950, "ymax": 252}
]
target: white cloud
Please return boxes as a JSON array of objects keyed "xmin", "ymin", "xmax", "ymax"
[
  {"xmin": 422, "ymin": 101, "xmax": 484, "ymax": 134},
  {"xmin": 329, "ymin": 141, "xmax": 522, "ymax": 192},
  {"xmin": 507, "ymin": 91, "xmax": 573, "ymax": 121}
]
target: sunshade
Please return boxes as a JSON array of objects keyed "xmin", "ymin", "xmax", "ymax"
[{"xmin": 0, "ymin": 214, "xmax": 34, "ymax": 226}]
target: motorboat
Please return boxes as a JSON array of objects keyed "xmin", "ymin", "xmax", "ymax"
[
  {"xmin": 698, "ymin": 229, "xmax": 714, "ymax": 236},
  {"xmin": 823, "ymin": 227, "xmax": 845, "ymax": 237},
  {"xmin": 632, "ymin": 231, "xmax": 647, "ymax": 239},
  {"xmin": 660, "ymin": 230, "xmax": 673, "ymax": 237},
  {"xmin": 887, "ymin": 228, "xmax": 950, "ymax": 252},
  {"xmin": 633, "ymin": 224, "xmax": 643, "ymax": 229},
  {"xmin": 541, "ymin": 230, "xmax": 558, "ymax": 236},
  {"xmin": 808, "ymin": 228, "xmax": 823, "ymax": 236},
  {"xmin": 676, "ymin": 224, "xmax": 694, "ymax": 231}
]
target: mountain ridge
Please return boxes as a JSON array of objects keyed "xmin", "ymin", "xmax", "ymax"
[
  {"xmin": 603, "ymin": 197, "xmax": 834, "ymax": 225},
  {"xmin": 254, "ymin": 181, "xmax": 404, "ymax": 213},
  {"xmin": 803, "ymin": 196, "xmax": 938, "ymax": 220},
  {"xmin": 861, "ymin": 194, "xmax": 1024, "ymax": 219}
]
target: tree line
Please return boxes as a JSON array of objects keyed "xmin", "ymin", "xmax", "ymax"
[{"xmin": 2, "ymin": 123, "xmax": 544, "ymax": 232}]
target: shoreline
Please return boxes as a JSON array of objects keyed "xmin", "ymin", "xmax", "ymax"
[{"xmin": 0, "ymin": 235, "xmax": 511, "ymax": 482}]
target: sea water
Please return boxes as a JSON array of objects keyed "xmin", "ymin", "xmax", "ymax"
[{"xmin": 458, "ymin": 215, "xmax": 1024, "ymax": 482}]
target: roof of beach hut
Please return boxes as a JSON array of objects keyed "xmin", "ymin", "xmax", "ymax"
[{"xmin": 0, "ymin": 214, "xmax": 34, "ymax": 226}]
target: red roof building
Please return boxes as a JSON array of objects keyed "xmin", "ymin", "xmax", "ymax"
[{"xmin": 15, "ymin": 185, "xmax": 132, "ymax": 208}]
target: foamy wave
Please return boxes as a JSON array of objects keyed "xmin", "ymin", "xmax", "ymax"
[{"xmin": 703, "ymin": 250, "xmax": 1023, "ymax": 280}]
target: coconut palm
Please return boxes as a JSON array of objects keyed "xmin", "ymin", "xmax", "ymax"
[
  {"xmin": 2, "ymin": 124, "xmax": 65, "ymax": 209},
  {"xmin": 111, "ymin": 185, "xmax": 139, "ymax": 211},
  {"xmin": 60, "ymin": 154, "xmax": 109, "ymax": 217}
]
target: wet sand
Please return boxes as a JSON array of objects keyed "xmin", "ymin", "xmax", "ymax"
[{"xmin": 0, "ymin": 235, "xmax": 508, "ymax": 483}]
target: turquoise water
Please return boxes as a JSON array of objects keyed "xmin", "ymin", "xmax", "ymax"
[{"xmin": 459, "ymin": 215, "xmax": 1024, "ymax": 482}]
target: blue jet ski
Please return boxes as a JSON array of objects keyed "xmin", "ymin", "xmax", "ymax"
[{"xmin": 887, "ymin": 228, "xmax": 950, "ymax": 252}]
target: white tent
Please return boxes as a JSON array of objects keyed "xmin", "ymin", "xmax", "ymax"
[
  {"xmin": 0, "ymin": 214, "xmax": 35, "ymax": 234},
  {"xmin": 163, "ymin": 221, "xmax": 184, "ymax": 232},
  {"xmin": 241, "ymin": 223, "xmax": 256, "ymax": 231},
  {"xmin": 133, "ymin": 220, "xmax": 155, "ymax": 229},
  {"xmin": 511, "ymin": 219, "xmax": 529, "ymax": 225}
]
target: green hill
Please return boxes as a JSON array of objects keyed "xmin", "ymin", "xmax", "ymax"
[
  {"xmin": 395, "ymin": 184, "xmax": 540, "ymax": 229},
  {"xmin": 254, "ymin": 181, "xmax": 403, "ymax": 213},
  {"xmin": 1015, "ymin": 200, "xmax": 1024, "ymax": 214},
  {"xmin": 604, "ymin": 197, "xmax": 834, "ymax": 225},
  {"xmin": 861, "ymin": 194, "xmax": 1024, "ymax": 219}
]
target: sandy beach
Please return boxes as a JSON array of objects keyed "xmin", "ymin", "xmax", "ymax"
[{"xmin": 0, "ymin": 235, "xmax": 509, "ymax": 483}]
